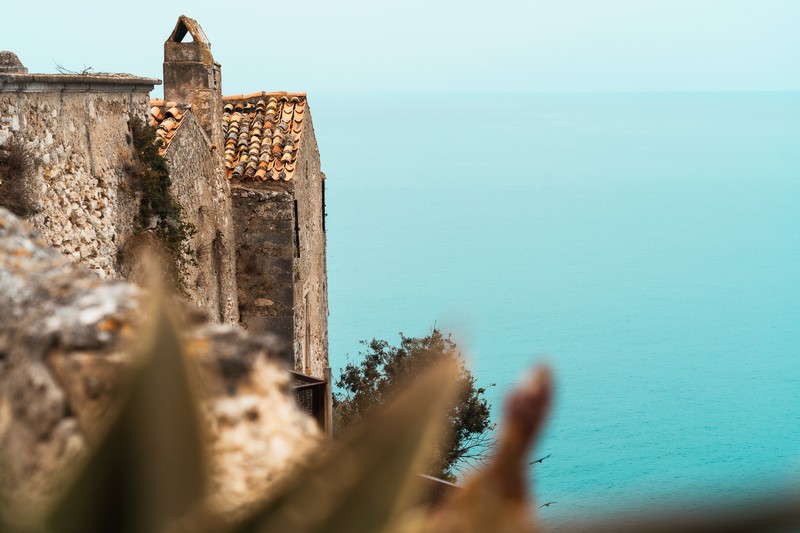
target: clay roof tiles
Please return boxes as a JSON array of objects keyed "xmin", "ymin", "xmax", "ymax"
[
  {"xmin": 148, "ymin": 92, "xmax": 307, "ymax": 182},
  {"xmin": 221, "ymin": 92, "xmax": 306, "ymax": 181},
  {"xmin": 148, "ymin": 98, "xmax": 187, "ymax": 155}
]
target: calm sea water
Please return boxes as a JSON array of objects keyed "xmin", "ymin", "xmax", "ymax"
[{"xmin": 311, "ymin": 92, "xmax": 800, "ymax": 519}]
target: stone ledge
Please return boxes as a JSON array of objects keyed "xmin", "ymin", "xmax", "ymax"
[{"xmin": 0, "ymin": 73, "xmax": 161, "ymax": 93}]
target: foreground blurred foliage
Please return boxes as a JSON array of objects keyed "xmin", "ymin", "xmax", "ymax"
[
  {"xmin": 3, "ymin": 300, "xmax": 800, "ymax": 533},
  {"xmin": 334, "ymin": 329, "xmax": 494, "ymax": 480}
]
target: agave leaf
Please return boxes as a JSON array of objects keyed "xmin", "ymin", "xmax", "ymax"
[
  {"xmin": 232, "ymin": 360, "xmax": 459, "ymax": 533},
  {"xmin": 47, "ymin": 302, "xmax": 206, "ymax": 533},
  {"xmin": 422, "ymin": 365, "xmax": 553, "ymax": 533}
]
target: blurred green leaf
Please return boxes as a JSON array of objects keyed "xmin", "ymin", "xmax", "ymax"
[
  {"xmin": 47, "ymin": 305, "xmax": 206, "ymax": 533},
  {"xmin": 233, "ymin": 361, "xmax": 458, "ymax": 533}
]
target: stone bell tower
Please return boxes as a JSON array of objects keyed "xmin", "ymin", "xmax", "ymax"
[{"xmin": 163, "ymin": 16, "xmax": 223, "ymax": 150}]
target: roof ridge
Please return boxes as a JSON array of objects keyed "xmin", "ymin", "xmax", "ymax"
[
  {"xmin": 222, "ymin": 91, "xmax": 306, "ymax": 102},
  {"xmin": 150, "ymin": 98, "xmax": 192, "ymax": 109}
]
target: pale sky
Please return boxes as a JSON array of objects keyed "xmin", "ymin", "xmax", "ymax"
[{"xmin": 2, "ymin": 0, "xmax": 798, "ymax": 94}]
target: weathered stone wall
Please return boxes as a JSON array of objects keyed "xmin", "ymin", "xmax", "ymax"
[
  {"xmin": 292, "ymin": 110, "xmax": 329, "ymax": 378},
  {"xmin": 165, "ymin": 109, "xmax": 238, "ymax": 324},
  {"xmin": 231, "ymin": 184, "xmax": 296, "ymax": 369},
  {"xmin": 229, "ymin": 108, "xmax": 328, "ymax": 379},
  {"xmin": 0, "ymin": 208, "xmax": 319, "ymax": 526},
  {"xmin": 0, "ymin": 76, "xmax": 154, "ymax": 279},
  {"xmin": 0, "ymin": 72, "xmax": 239, "ymax": 326}
]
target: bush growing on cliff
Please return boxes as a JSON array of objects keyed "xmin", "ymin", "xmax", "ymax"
[{"xmin": 334, "ymin": 329, "xmax": 495, "ymax": 481}]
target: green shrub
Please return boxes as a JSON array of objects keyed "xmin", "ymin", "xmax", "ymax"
[
  {"xmin": 126, "ymin": 119, "xmax": 196, "ymax": 296},
  {"xmin": 335, "ymin": 329, "xmax": 494, "ymax": 481}
]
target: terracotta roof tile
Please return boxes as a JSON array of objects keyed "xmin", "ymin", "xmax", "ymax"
[
  {"xmin": 221, "ymin": 92, "xmax": 306, "ymax": 181},
  {"xmin": 147, "ymin": 92, "xmax": 307, "ymax": 181},
  {"xmin": 149, "ymin": 99, "xmax": 189, "ymax": 155}
]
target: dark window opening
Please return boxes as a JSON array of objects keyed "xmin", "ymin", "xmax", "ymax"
[
  {"xmin": 212, "ymin": 232, "xmax": 225, "ymax": 322},
  {"xmin": 293, "ymin": 200, "xmax": 301, "ymax": 258},
  {"xmin": 322, "ymin": 182, "xmax": 326, "ymax": 233},
  {"xmin": 291, "ymin": 371, "xmax": 327, "ymax": 430}
]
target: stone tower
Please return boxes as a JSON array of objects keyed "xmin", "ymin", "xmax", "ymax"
[{"xmin": 163, "ymin": 16, "xmax": 223, "ymax": 150}]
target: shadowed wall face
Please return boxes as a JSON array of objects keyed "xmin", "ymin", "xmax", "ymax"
[
  {"xmin": 227, "ymin": 98, "xmax": 329, "ymax": 379},
  {"xmin": 232, "ymin": 184, "xmax": 296, "ymax": 368}
]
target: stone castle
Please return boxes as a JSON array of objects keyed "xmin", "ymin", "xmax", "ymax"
[{"xmin": 0, "ymin": 16, "xmax": 329, "ymax": 380}]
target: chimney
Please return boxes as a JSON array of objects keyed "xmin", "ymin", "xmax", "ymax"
[
  {"xmin": 163, "ymin": 16, "xmax": 222, "ymax": 149},
  {"xmin": 0, "ymin": 51, "xmax": 28, "ymax": 74}
]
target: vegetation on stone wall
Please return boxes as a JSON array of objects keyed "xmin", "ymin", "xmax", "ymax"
[
  {"xmin": 0, "ymin": 136, "xmax": 38, "ymax": 217},
  {"xmin": 126, "ymin": 118, "xmax": 196, "ymax": 296},
  {"xmin": 334, "ymin": 329, "xmax": 494, "ymax": 481}
]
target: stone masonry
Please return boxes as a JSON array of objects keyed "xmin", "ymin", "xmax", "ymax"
[
  {"xmin": 0, "ymin": 72, "xmax": 157, "ymax": 279},
  {"xmin": 154, "ymin": 105, "xmax": 239, "ymax": 324},
  {"xmin": 229, "ymin": 109, "xmax": 328, "ymax": 377},
  {"xmin": 163, "ymin": 18, "xmax": 223, "ymax": 151}
]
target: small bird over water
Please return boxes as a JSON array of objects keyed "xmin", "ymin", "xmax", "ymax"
[
  {"xmin": 539, "ymin": 502, "xmax": 557, "ymax": 509},
  {"xmin": 529, "ymin": 453, "xmax": 551, "ymax": 465}
]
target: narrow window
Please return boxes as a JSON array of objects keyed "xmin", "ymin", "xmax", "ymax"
[
  {"xmin": 293, "ymin": 199, "xmax": 301, "ymax": 258},
  {"xmin": 322, "ymin": 182, "xmax": 326, "ymax": 233},
  {"xmin": 212, "ymin": 232, "xmax": 225, "ymax": 322}
]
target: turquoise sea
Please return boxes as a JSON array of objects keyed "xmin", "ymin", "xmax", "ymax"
[{"xmin": 312, "ymin": 93, "xmax": 800, "ymax": 520}]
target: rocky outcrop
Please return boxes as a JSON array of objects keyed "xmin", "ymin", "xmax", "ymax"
[{"xmin": 0, "ymin": 207, "xmax": 320, "ymax": 524}]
